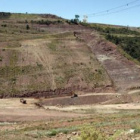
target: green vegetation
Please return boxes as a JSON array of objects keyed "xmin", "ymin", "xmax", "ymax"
[
  {"xmin": 81, "ymin": 23, "xmax": 140, "ymax": 35},
  {"xmin": 66, "ymin": 15, "xmax": 81, "ymax": 25},
  {"xmin": 95, "ymin": 26, "xmax": 139, "ymax": 35},
  {"xmin": 0, "ymin": 56, "xmax": 3, "ymax": 62},
  {"xmin": 48, "ymin": 40, "xmax": 58, "ymax": 51},
  {"xmin": 0, "ymin": 65, "xmax": 43, "ymax": 78},
  {"xmin": 55, "ymin": 76, "xmax": 65, "ymax": 87},
  {"xmin": 77, "ymin": 127, "xmax": 106, "ymax": 140},
  {"xmin": 81, "ymin": 23, "xmax": 140, "ymax": 63},
  {"xmin": 1, "ymin": 24, "xmax": 7, "ymax": 27},
  {"xmin": 1, "ymin": 111, "xmax": 140, "ymax": 139},
  {"xmin": 31, "ymin": 19, "xmax": 64, "ymax": 25},
  {"xmin": 0, "ymin": 12, "xmax": 11, "ymax": 19},
  {"xmin": 46, "ymin": 127, "xmax": 77, "ymax": 137},
  {"xmin": 106, "ymin": 35, "xmax": 140, "ymax": 62}
]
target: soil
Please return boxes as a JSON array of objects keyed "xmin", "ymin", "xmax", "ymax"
[
  {"xmin": 1, "ymin": 14, "xmax": 140, "ymax": 140},
  {"xmin": 0, "ymin": 98, "xmax": 84, "ymax": 122},
  {"xmin": 39, "ymin": 93, "xmax": 118, "ymax": 106},
  {"xmin": 0, "ymin": 91, "xmax": 140, "ymax": 122},
  {"xmin": 0, "ymin": 91, "xmax": 140, "ymax": 140}
]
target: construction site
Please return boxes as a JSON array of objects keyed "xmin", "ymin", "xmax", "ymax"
[{"xmin": 0, "ymin": 10, "xmax": 140, "ymax": 139}]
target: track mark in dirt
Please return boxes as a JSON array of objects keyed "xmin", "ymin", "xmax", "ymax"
[
  {"xmin": 0, "ymin": 98, "xmax": 85, "ymax": 122},
  {"xmin": 21, "ymin": 39, "xmax": 56, "ymax": 90}
]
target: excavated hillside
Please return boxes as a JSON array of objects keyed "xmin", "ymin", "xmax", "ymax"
[
  {"xmin": 0, "ymin": 13, "xmax": 140, "ymax": 97},
  {"xmin": 0, "ymin": 13, "xmax": 113, "ymax": 98},
  {"xmin": 77, "ymin": 30, "xmax": 140, "ymax": 92}
]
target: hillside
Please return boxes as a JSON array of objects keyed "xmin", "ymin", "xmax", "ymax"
[
  {"xmin": 82, "ymin": 23, "xmax": 140, "ymax": 63},
  {"xmin": 0, "ymin": 12, "xmax": 113, "ymax": 97},
  {"xmin": 1, "ymin": 12, "xmax": 140, "ymax": 140},
  {"xmin": 80, "ymin": 23, "xmax": 140, "ymax": 91},
  {"xmin": 0, "ymin": 12, "xmax": 140, "ymax": 97}
]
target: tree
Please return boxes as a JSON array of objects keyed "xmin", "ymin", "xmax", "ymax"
[
  {"xmin": 75, "ymin": 15, "xmax": 80, "ymax": 23},
  {"xmin": 69, "ymin": 15, "xmax": 80, "ymax": 25},
  {"xmin": 75, "ymin": 15, "xmax": 80, "ymax": 20}
]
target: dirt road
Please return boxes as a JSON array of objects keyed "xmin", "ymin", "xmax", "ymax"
[
  {"xmin": 0, "ymin": 91, "xmax": 140, "ymax": 122},
  {"xmin": 44, "ymin": 103, "xmax": 140, "ymax": 112},
  {"xmin": 0, "ymin": 98, "xmax": 84, "ymax": 122}
]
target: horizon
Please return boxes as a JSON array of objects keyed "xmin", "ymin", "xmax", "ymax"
[{"xmin": 0, "ymin": 0, "xmax": 140, "ymax": 27}]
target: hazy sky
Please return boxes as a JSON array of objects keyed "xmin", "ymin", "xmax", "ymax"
[{"xmin": 1, "ymin": 0, "xmax": 140, "ymax": 27}]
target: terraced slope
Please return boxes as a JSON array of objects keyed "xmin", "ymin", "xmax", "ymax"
[
  {"xmin": 0, "ymin": 17, "xmax": 113, "ymax": 97},
  {"xmin": 1, "ymin": 12, "xmax": 140, "ymax": 97}
]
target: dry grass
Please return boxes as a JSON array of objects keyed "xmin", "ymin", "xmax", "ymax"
[{"xmin": 0, "ymin": 20, "xmax": 111, "ymax": 95}]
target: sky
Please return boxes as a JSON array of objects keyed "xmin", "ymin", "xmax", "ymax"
[{"xmin": 0, "ymin": 0, "xmax": 140, "ymax": 27}]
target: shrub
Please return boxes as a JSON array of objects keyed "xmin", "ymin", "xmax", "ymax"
[
  {"xmin": 78, "ymin": 127, "xmax": 106, "ymax": 140},
  {"xmin": 47, "ymin": 130, "xmax": 57, "ymax": 136},
  {"xmin": 105, "ymin": 35, "xmax": 140, "ymax": 62},
  {"xmin": 1, "ymin": 24, "xmax": 7, "ymax": 27},
  {"xmin": 0, "ymin": 56, "xmax": 3, "ymax": 61},
  {"xmin": 132, "ymin": 125, "xmax": 140, "ymax": 134},
  {"xmin": 0, "ymin": 12, "xmax": 11, "ymax": 19},
  {"xmin": 26, "ymin": 24, "xmax": 30, "ymax": 30}
]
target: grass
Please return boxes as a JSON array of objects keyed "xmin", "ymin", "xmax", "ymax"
[
  {"xmin": 10, "ymin": 13, "xmax": 40, "ymax": 20},
  {"xmin": 0, "ymin": 64, "xmax": 46, "ymax": 95},
  {"xmin": 48, "ymin": 40, "xmax": 58, "ymax": 51},
  {"xmin": 131, "ymin": 125, "xmax": 140, "ymax": 134},
  {"xmin": 0, "ymin": 15, "xmax": 112, "ymax": 96},
  {"xmin": 0, "ymin": 65, "xmax": 43, "ymax": 78},
  {"xmin": 105, "ymin": 34, "xmax": 140, "ymax": 63},
  {"xmin": 9, "ymin": 50, "xmax": 19, "ymax": 66},
  {"xmin": 81, "ymin": 22, "xmax": 140, "ymax": 64},
  {"xmin": 6, "ymin": 41, "xmax": 21, "ymax": 48},
  {"xmin": 117, "ymin": 47, "xmax": 140, "ymax": 65},
  {"xmin": 20, "ymin": 126, "xmax": 79, "ymax": 138},
  {"xmin": 77, "ymin": 126, "xmax": 106, "ymax": 140},
  {"xmin": 46, "ymin": 127, "xmax": 78, "ymax": 136},
  {"xmin": 1, "ymin": 111, "xmax": 140, "ymax": 139},
  {"xmin": 0, "ymin": 56, "xmax": 3, "ymax": 61},
  {"xmin": 55, "ymin": 76, "xmax": 66, "ymax": 88}
]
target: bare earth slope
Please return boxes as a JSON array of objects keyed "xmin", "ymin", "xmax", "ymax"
[
  {"xmin": 0, "ymin": 20, "xmax": 113, "ymax": 97},
  {"xmin": 79, "ymin": 31, "xmax": 140, "ymax": 92},
  {"xmin": 0, "ymin": 13, "xmax": 140, "ymax": 97}
]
